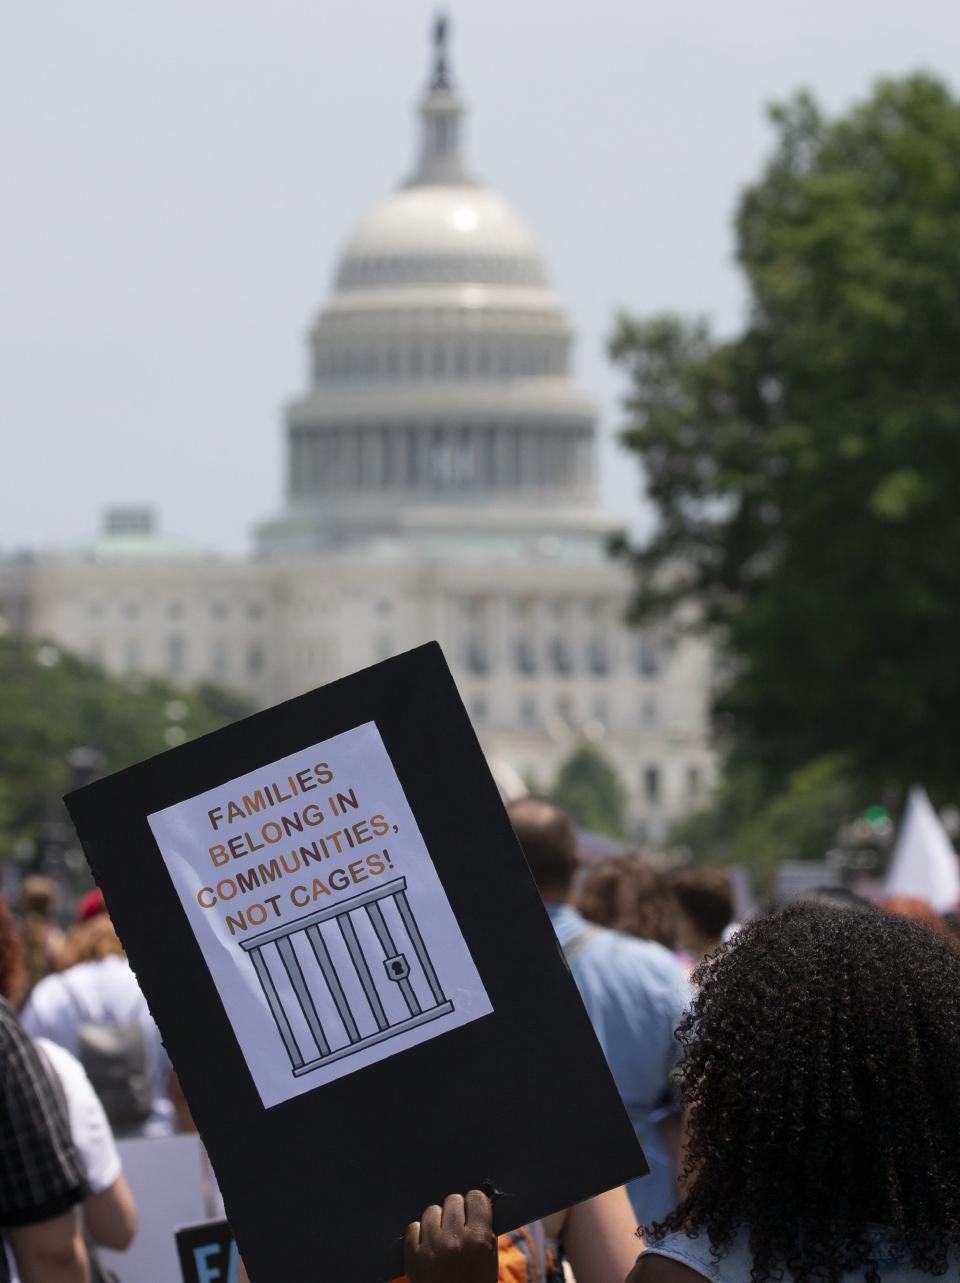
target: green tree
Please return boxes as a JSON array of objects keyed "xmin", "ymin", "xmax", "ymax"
[
  {"xmin": 672, "ymin": 754, "xmax": 857, "ymax": 881},
  {"xmin": 610, "ymin": 74, "xmax": 960, "ymax": 802},
  {"xmin": 551, "ymin": 743, "xmax": 627, "ymax": 838},
  {"xmin": 0, "ymin": 637, "xmax": 253, "ymax": 862}
]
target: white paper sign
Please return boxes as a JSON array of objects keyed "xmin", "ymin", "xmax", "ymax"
[{"xmin": 148, "ymin": 721, "xmax": 493, "ymax": 1108}]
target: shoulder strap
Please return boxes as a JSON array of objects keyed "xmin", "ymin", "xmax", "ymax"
[
  {"xmin": 562, "ymin": 927, "xmax": 599, "ymax": 969},
  {"xmin": 57, "ymin": 972, "xmax": 90, "ymax": 1025}
]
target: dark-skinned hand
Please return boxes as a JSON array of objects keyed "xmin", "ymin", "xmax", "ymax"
[{"xmin": 404, "ymin": 1191, "xmax": 498, "ymax": 1283}]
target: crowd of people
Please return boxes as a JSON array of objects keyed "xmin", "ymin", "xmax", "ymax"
[
  {"xmin": 0, "ymin": 878, "xmax": 174, "ymax": 1282},
  {"xmin": 404, "ymin": 799, "xmax": 960, "ymax": 1283},
  {"xmin": 2, "ymin": 802, "xmax": 960, "ymax": 1283}
]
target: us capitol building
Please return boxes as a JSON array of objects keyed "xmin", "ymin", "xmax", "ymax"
[{"xmin": 0, "ymin": 25, "xmax": 713, "ymax": 839}]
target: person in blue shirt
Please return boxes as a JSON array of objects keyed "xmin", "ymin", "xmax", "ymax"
[{"xmin": 509, "ymin": 798, "xmax": 690, "ymax": 1226}]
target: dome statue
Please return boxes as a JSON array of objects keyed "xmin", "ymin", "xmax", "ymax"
[{"xmin": 258, "ymin": 18, "xmax": 604, "ymax": 557}]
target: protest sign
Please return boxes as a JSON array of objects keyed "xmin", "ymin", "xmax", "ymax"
[
  {"xmin": 176, "ymin": 1220, "xmax": 236, "ymax": 1283},
  {"xmin": 67, "ymin": 643, "xmax": 646, "ymax": 1282}
]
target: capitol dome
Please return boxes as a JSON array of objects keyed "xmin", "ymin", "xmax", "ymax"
[
  {"xmin": 258, "ymin": 19, "xmax": 602, "ymax": 557},
  {"xmin": 335, "ymin": 186, "xmax": 549, "ymax": 292}
]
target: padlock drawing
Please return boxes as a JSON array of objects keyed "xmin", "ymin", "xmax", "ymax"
[{"xmin": 384, "ymin": 954, "xmax": 410, "ymax": 981}]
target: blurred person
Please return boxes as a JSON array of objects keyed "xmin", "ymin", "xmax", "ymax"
[
  {"xmin": 509, "ymin": 799, "xmax": 689, "ymax": 1224},
  {"xmin": 0, "ymin": 899, "xmax": 136, "ymax": 1268},
  {"xmin": 22, "ymin": 912, "xmax": 174, "ymax": 1138},
  {"xmin": 670, "ymin": 868, "xmax": 733, "ymax": 965},
  {"xmin": 411, "ymin": 903, "xmax": 960, "ymax": 1283},
  {"xmin": 73, "ymin": 890, "xmax": 107, "ymax": 927},
  {"xmin": 19, "ymin": 876, "xmax": 64, "ymax": 996},
  {"xmin": 877, "ymin": 894, "xmax": 959, "ymax": 948},
  {"xmin": 0, "ymin": 997, "xmax": 90, "ymax": 1283},
  {"xmin": 579, "ymin": 855, "xmax": 678, "ymax": 950},
  {"xmin": 56, "ymin": 893, "xmax": 111, "ymax": 975}
]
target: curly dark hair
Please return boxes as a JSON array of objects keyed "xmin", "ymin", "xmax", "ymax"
[{"xmin": 650, "ymin": 900, "xmax": 960, "ymax": 1282}]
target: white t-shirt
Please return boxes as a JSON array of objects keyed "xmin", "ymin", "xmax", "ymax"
[
  {"xmin": 7, "ymin": 1039, "xmax": 124, "ymax": 1283},
  {"xmin": 36, "ymin": 1038, "xmax": 121, "ymax": 1194},
  {"xmin": 22, "ymin": 956, "xmax": 174, "ymax": 1137}
]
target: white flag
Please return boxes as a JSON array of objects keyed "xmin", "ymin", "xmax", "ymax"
[{"xmin": 883, "ymin": 786, "xmax": 960, "ymax": 914}]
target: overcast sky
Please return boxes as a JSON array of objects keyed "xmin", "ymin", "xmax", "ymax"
[{"xmin": 3, "ymin": 0, "xmax": 958, "ymax": 554}]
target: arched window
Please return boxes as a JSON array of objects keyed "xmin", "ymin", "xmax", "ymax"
[
  {"xmin": 587, "ymin": 635, "xmax": 609, "ymax": 676},
  {"xmin": 549, "ymin": 637, "xmax": 574, "ymax": 676},
  {"xmin": 465, "ymin": 637, "xmax": 488, "ymax": 675},
  {"xmin": 644, "ymin": 766, "xmax": 661, "ymax": 804},
  {"xmin": 167, "ymin": 635, "xmax": 185, "ymax": 675},
  {"xmin": 514, "ymin": 637, "xmax": 537, "ymax": 675},
  {"xmin": 636, "ymin": 637, "xmax": 659, "ymax": 677}
]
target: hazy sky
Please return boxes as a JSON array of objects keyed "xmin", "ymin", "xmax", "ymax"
[{"xmin": 3, "ymin": 0, "xmax": 958, "ymax": 554}]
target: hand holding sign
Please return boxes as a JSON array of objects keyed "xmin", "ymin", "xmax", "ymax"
[{"xmin": 404, "ymin": 1192, "xmax": 498, "ymax": 1283}]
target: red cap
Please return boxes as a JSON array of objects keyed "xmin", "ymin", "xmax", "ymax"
[{"xmin": 76, "ymin": 888, "xmax": 106, "ymax": 923}]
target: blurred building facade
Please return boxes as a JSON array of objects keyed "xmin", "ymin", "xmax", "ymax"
[{"xmin": 0, "ymin": 29, "xmax": 714, "ymax": 839}]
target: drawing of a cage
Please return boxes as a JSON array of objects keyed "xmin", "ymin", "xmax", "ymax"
[{"xmin": 239, "ymin": 876, "xmax": 454, "ymax": 1077}]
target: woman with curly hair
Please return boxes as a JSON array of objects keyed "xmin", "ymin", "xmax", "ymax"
[{"xmin": 404, "ymin": 901, "xmax": 960, "ymax": 1283}]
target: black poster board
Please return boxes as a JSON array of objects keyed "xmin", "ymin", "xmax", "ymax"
[
  {"xmin": 67, "ymin": 643, "xmax": 645, "ymax": 1282},
  {"xmin": 175, "ymin": 1220, "xmax": 235, "ymax": 1283}
]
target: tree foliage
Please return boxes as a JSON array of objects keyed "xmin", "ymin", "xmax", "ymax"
[
  {"xmin": 611, "ymin": 74, "xmax": 960, "ymax": 800},
  {"xmin": 671, "ymin": 754, "xmax": 858, "ymax": 880},
  {"xmin": 0, "ymin": 637, "xmax": 253, "ymax": 862},
  {"xmin": 551, "ymin": 742, "xmax": 627, "ymax": 838}
]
